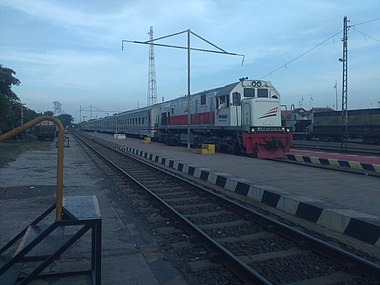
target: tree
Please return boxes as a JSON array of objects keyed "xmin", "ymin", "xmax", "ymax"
[
  {"xmin": 56, "ymin": 114, "xmax": 74, "ymax": 129},
  {"xmin": 23, "ymin": 106, "xmax": 38, "ymax": 124},
  {"xmin": 53, "ymin": 101, "xmax": 62, "ymax": 114},
  {"xmin": 0, "ymin": 65, "xmax": 20, "ymax": 132},
  {"xmin": 44, "ymin": 111, "xmax": 54, "ymax": 116},
  {"xmin": 0, "ymin": 65, "xmax": 20, "ymax": 101}
]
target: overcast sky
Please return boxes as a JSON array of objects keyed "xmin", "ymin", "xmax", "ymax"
[{"xmin": 1, "ymin": 0, "xmax": 379, "ymax": 122}]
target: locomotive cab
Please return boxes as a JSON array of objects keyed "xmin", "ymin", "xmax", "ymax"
[
  {"xmin": 214, "ymin": 80, "xmax": 282, "ymax": 129},
  {"xmin": 227, "ymin": 80, "xmax": 292, "ymax": 158},
  {"xmin": 241, "ymin": 82, "xmax": 281, "ymax": 130}
]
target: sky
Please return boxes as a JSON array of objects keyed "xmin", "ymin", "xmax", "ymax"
[{"xmin": 1, "ymin": 0, "xmax": 380, "ymax": 122}]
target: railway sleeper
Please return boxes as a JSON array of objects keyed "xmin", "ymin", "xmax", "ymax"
[
  {"xmin": 197, "ymin": 220, "xmax": 249, "ymax": 230},
  {"xmin": 158, "ymin": 192, "xmax": 199, "ymax": 199},
  {"xmin": 216, "ymin": 232, "xmax": 275, "ymax": 243},
  {"xmin": 184, "ymin": 210, "xmax": 232, "ymax": 219},
  {"xmin": 173, "ymin": 202, "xmax": 220, "ymax": 210},
  {"xmin": 241, "ymin": 247, "xmax": 308, "ymax": 263},
  {"xmin": 162, "ymin": 196, "xmax": 205, "ymax": 203}
]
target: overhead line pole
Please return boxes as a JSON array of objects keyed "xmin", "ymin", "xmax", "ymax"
[
  {"xmin": 187, "ymin": 30, "xmax": 191, "ymax": 150},
  {"xmin": 122, "ymin": 29, "xmax": 244, "ymax": 151},
  {"xmin": 340, "ymin": 16, "xmax": 350, "ymax": 149}
]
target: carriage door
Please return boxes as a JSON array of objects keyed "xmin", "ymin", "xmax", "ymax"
[
  {"xmin": 242, "ymin": 101, "xmax": 251, "ymax": 126},
  {"xmin": 209, "ymin": 97, "xmax": 214, "ymax": 125}
]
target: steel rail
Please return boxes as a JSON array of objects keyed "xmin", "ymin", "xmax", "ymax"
[
  {"xmin": 75, "ymin": 132, "xmax": 380, "ymax": 281},
  {"xmin": 75, "ymin": 133, "xmax": 270, "ymax": 284}
]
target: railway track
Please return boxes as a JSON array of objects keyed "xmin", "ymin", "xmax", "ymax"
[{"xmin": 74, "ymin": 132, "xmax": 380, "ymax": 285}]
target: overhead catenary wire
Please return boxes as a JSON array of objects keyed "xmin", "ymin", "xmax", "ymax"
[
  {"xmin": 350, "ymin": 17, "xmax": 380, "ymax": 27},
  {"xmin": 259, "ymin": 30, "xmax": 342, "ymax": 79},
  {"xmin": 352, "ymin": 26, "xmax": 380, "ymax": 43},
  {"xmin": 259, "ymin": 16, "xmax": 380, "ymax": 79}
]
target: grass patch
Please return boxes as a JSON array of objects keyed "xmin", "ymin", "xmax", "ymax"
[{"xmin": 0, "ymin": 137, "xmax": 52, "ymax": 168}]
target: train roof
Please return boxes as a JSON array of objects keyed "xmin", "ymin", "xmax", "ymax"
[
  {"xmin": 214, "ymin": 82, "xmax": 238, "ymax": 97},
  {"xmin": 194, "ymin": 80, "xmax": 273, "ymax": 98},
  {"xmin": 116, "ymin": 104, "xmax": 158, "ymax": 116}
]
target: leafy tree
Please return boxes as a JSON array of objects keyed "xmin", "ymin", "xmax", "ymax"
[
  {"xmin": 23, "ymin": 106, "xmax": 38, "ymax": 123},
  {"xmin": 56, "ymin": 114, "xmax": 74, "ymax": 129},
  {"xmin": 0, "ymin": 65, "xmax": 20, "ymax": 132},
  {"xmin": 0, "ymin": 65, "xmax": 20, "ymax": 101}
]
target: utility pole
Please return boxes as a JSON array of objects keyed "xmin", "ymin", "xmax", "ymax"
[
  {"xmin": 187, "ymin": 30, "xmax": 191, "ymax": 150},
  {"xmin": 20, "ymin": 103, "xmax": 25, "ymax": 125},
  {"xmin": 340, "ymin": 16, "xmax": 349, "ymax": 148},
  {"xmin": 334, "ymin": 80, "xmax": 338, "ymax": 111},
  {"xmin": 147, "ymin": 26, "xmax": 158, "ymax": 106}
]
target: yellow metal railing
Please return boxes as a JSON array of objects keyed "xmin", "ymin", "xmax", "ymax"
[{"xmin": 0, "ymin": 116, "xmax": 64, "ymax": 221}]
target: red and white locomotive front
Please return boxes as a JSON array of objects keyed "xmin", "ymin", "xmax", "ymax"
[{"xmin": 216, "ymin": 79, "xmax": 292, "ymax": 158}]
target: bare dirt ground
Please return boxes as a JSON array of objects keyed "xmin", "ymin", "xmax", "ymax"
[{"xmin": 0, "ymin": 137, "xmax": 51, "ymax": 168}]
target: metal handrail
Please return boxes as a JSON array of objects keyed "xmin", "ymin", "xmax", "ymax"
[{"xmin": 0, "ymin": 116, "xmax": 64, "ymax": 221}]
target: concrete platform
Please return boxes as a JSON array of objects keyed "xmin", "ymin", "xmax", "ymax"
[
  {"xmin": 0, "ymin": 134, "xmax": 187, "ymax": 284},
  {"xmin": 88, "ymin": 132, "xmax": 380, "ymax": 247}
]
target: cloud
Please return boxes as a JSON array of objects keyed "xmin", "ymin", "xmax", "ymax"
[{"xmin": 1, "ymin": 0, "xmax": 380, "ymax": 121}]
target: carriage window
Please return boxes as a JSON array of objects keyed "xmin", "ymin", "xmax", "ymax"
[
  {"xmin": 201, "ymin": 94, "xmax": 206, "ymax": 105},
  {"xmin": 244, "ymin": 88, "xmax": 255, "ymax": 97},
  {"xmin": 257, "ymin": 88, "xmax": 269, "ymax": 98}
]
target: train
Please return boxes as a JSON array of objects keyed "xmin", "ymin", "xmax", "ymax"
[
  {"xmin": 283, "ymin": 107, "xmax": 380, "ymax": 144},
  {"xmin": 79, "ymin": 79, "xmax": 293, "ymax": 158},
  {"xmin": 34, "ymin": 120, "xmax": 56, "ymax": 141}
]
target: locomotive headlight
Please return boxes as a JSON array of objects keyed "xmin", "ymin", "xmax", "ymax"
[
  {"xmin": 251, "ymin": 127, "xmax": 256, "ymax": 133},
  {"xmin": 281, "ymin": 127, "xmax": 290, "ymax": 133}
]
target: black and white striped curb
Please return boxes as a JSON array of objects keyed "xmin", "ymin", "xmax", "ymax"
[
  {"xmin": 94, "ymin": 136, "xmax": 380, "ymax": 247},
  {"xmin": 286, "ymin": 153, "xmax": 380, "ymax": 173}
]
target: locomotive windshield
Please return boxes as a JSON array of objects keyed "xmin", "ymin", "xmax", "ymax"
[
  {"xmin": 257, "ymin": 89, "xmax": 269, "ymax": 98},
  {"xmin": 244, "ymin": 88, "xmax": 255, "ymax": 97},
  {"xmin": 244, "ymin": 88, "xmax": 269, "ymax": 98}
]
